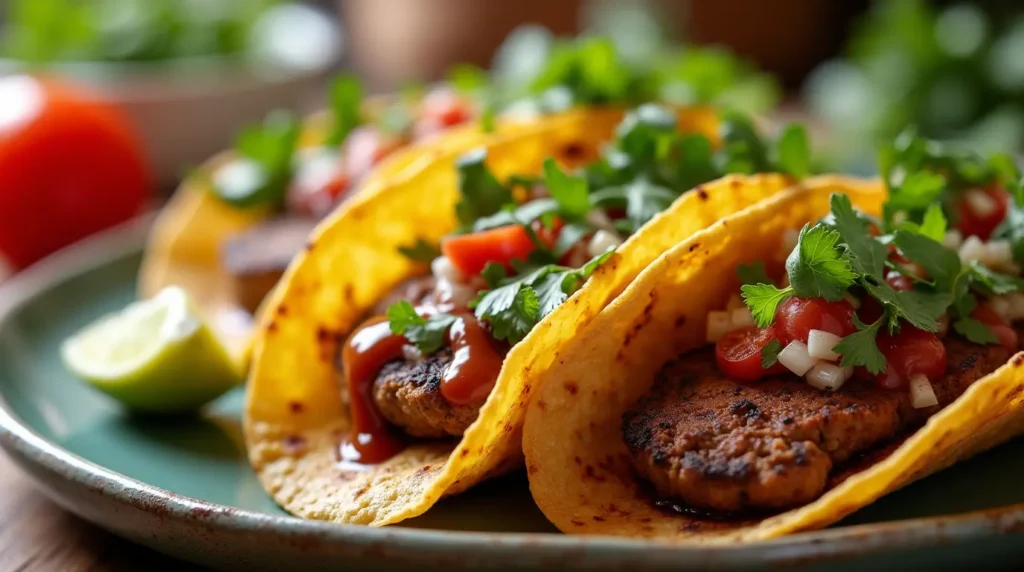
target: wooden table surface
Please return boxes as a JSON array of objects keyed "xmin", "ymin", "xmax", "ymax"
[{"xmin": 0, "ymin": 451, "xmax": 204, "ymax": 571}]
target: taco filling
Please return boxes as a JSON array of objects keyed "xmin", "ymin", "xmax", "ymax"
[
  {"xmin": 621, "ymin": 133, "xmax": 1024, "ymax": 515},
  {"xmin": 335, "ymin": 105, "xmax": 813, "ymax": 465}
]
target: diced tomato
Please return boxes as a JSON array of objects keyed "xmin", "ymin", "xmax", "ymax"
[
  {"xmin": 971, "ymin": 304, "xmax": 1019, "ymax": 351},
  {"xmin": 954, "ymin": 186, "xmax": 1010, "ymax": 241},
  {"xmin": 289, "ymin": 173, "xmax": 351, "ymax": 219},
  {"xmin": 874, "ymin": 326, "xmax": 947, "ymax": 389},
  {"xmin": 344, "ymin": 127, "xmax": 405, "ymax": 181},
  {"xmin": 775, "ymin": 297, "xmax": 857, "ymax": 345},
  {"xmin": 415, "ymin": 88, "xmax": 473, "ymax": 139},
  {"xmin": 442, "ymin": 225, "xmax": 538, "ymax": 276},
  {"xmin": 533, "ymin": 217, "xmax": 564, "ymax": 249},
  {"xmin": 885, "ymin": 270, "xmax": 915, "ymax": 292},
  {"xmin": 715, "ymin": 327, "xmax": 786, "ymax": 382}
]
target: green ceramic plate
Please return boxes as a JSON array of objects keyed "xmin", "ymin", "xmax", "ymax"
[{"xmin": 3, "ymin": 218, "xmax": 1024, "ymax": 571}]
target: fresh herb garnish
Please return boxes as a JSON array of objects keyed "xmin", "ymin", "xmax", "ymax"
[
  {"xmin": 386, "ymin": 301, "xmax": 458, "ymax": 354},
  {"xmin": 212, "ymin": 111, "xmax": 300, "ymax": 209},
  {"xmin": 833, "ymin": 316, "xmax": 887, "ymax": 374},
  {"xmin": 760, "ymin": 338, "xmax": 783, "ymax": 368},
  {"xmin": 471, "ymin": 249, "xmax": 615, "ymax": 344},
  {"xmin": 455, "ymin": 149, "xmax": 516, "ymax": 229},
  {"xmin": 397, "ymin": 239, "xmax": 442, "ymax": 262},
  {"xmin": 785, "ymin": 224, "xmax": 857, "ymax": 301},
  {"xmin": 737, "ymin": 261, "xmax": 771, "ymax": 286},
  {"xmin": 325, "ymin": 75, "xmax": 363, "ymax": 146}
]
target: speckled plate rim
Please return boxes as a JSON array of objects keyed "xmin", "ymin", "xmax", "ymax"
[{"xmin": 2, "ymin": 215, "xmax": 1024, "ymax": 569}]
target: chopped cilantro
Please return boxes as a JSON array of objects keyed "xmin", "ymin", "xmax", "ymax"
[
  {"xmin": 213, "ymin": 111, "xmax": 300, "ymax": 209},
  {"xmin": 774, "ymin": 123, "xmax": 811, "ymax": 179},
  {"xmin": 830, "ymin": 194, "xmax": 888, "ymax": 278},
  {"xmin": 397, "ymin": 239, "xmax": 441, "ymax": 262},
  {"xmin": 834, "ymin": 316, "xmax": 886, "ymax": 374},
  {"xmin": 471, "ymin": 249, "xmax": 615, "ymax": 344},
  {"xmin": 761, "ymin": 338, "xmax": 782, "ymax": 368},
  {"xmin": 968, "ymin": 262, "xmax": 1024, "ymax": 295},
  {"xmin": 741, "ymin": 283, "xmax": 793, "ymax": 328},
  {"xmin": 785, "ymin": 224, "xmax": 856, "ymax": 301},
  {"xmin": 542, "ymin": 158, "xmax": 590, "ymax": 219},
  {"xmin": 325, "ymin": 75, "xmax": 363, "ymax": 146},
  {"xmin": 917, "ymin": 203, "xmax": 947, "ymax": 242},
  {"xmin": 480, "ymin": 262, "xmax": 507, "ymax": 288},
  {"xmin": 891, "ymin": 229, "xmax": 960, "ymax": 291},
  {"xmin": 386, "ymin": 302, "xmax": 458, "ymax": 354},
  {"xmin": 953, "ymin": 317, "xmax": 999, "ymax": 345},
  {"xmin": 455, "ymin": 149, "xmax": 516, "ymax": 229}
]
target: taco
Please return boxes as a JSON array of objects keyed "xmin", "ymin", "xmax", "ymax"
[
  {"xmin": 138, "ymin": 32, "xmax": 778, "ymax": 357},
  {"xmin": 244, "ymin": 103, "xmax": 820, "ymax": 526},
  {"xmin": 522, "ymin": 132, "xmax": 1024, "ymax": 542}
]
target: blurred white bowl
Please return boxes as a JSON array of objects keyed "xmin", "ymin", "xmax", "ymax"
[{"xmin": 0, "ymin": 3, "xmax": 342, "ymax": 187}]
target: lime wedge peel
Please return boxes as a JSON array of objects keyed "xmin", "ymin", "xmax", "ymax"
[{"xmin": 61, "ymin": 286, "xmax": 242, "ymax": 413}]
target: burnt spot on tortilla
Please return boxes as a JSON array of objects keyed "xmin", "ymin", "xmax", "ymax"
[
  {"xmin": 675, "ymin": 315, "xmax": 687, "ymax": 328},
  {"xmin": 353, "ymin": 484, "xmax": 370, "ymax": 499},
  {"xmin": 266, "ymin": 320, "xmax": 279, "ymax": 334},
  {"xmin": 343, "ymin": 284, "xmax": 355, "ymax": 303},
  {"xmin": 730, "ymin": 179, "xmax": 743, "ymax": 189},
  {"xmin": 1014, "ymin": 354, "xmax": 1024, "ymax": 367},
  {"xmin": 276, "ymin": 305, "xmax": 289, "ymax": 316},
  {"xmin": 560, "ymin": 141, "xmax": 586, "ymax": 162},
  {"xmin": 460, "ymin": 448, "xmax": 469, "ymax": 458},
  {"xmin": 305, "ymin": 240, "xmax": 316, "ymax": 252},
  {"xmin": 536, "ymin": 399, "xmax": 547, "ymax": 411},
  {"xmin": 564, "ymin": 382, "xmax": 579, "ymax": 395},
  {"xmin": 528, "ymin": 464, "xmax": 539, "ymax": 475},
  {"xmin": 697, "ymin": 188, "xmax": 709, "ymax": 201},
  {"xmin": 571, "ymin": 520, "xmax": 586, "ymax": 527},
  {"xmin": 282, "ymin": 435, "xmax": 306, "ymax": 454},
  {"xmin": 288, "ymin": 401, "xmax": 304, "ymax": 414},
  {"xmin": 688, "ymin": 243, "xmax": 700, "ymax": 252},
  {"xmin": 639, "ymin": 517, "xmax": 652, "ymax": 523},
  {"xmin": 574, "ymin": 456, "xmax": 583, "ymax": 466},
  {"xmin": 593, "ymin": 516, "xmax": 606, "ymax": 522},
  {"xmin": 503, "ymin": 422, "xmax": 513, "ymax": 433}
]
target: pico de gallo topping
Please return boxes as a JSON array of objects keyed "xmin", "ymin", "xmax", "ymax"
[
  {"xmin": 206, "ymin": 30, "xmax": 780, "ymax": 221},
  {"xmin": 709, "ymin": 135, "xmax": 1024, "ymax": 410},
  {"xmin": 339, "ymin": 105, "xmax": 813, "ymax": 464}
]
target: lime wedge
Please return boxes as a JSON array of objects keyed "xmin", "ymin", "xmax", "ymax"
[{"xmin": 61, "ymin": 286, "xmax": 242, "ymax": 413}]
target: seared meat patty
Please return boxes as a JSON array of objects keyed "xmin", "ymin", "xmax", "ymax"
[
  {"xmin": 622, "ymin": 335, "xmax": 1013, "ymax": 513},
  {"xmin": 372, "ymin": 348, "xmax": 484, "ymax": 438}
]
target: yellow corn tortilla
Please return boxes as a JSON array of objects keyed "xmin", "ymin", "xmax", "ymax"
[
  {"xmin": 522, "ymin": 176, "xmax": 1024, "ymax": 542},
  {"xmin": 242, "ymin": 109, "xmax": 827, "ymax": 527}
]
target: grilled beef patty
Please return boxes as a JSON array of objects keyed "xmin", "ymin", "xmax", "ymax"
[
  {"xmin": 371, "ymin": 348, "xmax": 484, "ymax": 438},
  {"xmin": 622, "ymin": 335, "xmax": 1013, "ymax": 513}
]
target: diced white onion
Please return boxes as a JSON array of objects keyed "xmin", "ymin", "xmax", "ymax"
[
  {"xmin": 726, "ymin": 294, "xmax": 745, "ymax": 311},
  {"xmin": 402, "ymin": 345, "xmax": 424, "ymax": 362},
  {"xmin": 431, "ymin": 256, "xmax": 465, "ymax": 284},
  {"xmin": 966, "ymin": 189, "xmax": 997, "ymax": 217},
  {"xmin": 959, "ymin": 235, "xmax": 986, "ymax": 264},
  {"xmin": 909, "ymin": 374, "xmax": 939, "ymax": 409},
  {"xmin": 776, "ymin": 228, "xmax": 800, "ymax": 262},
  {"xmin": 942, "ymin": 230, "xmax": 964, "ymax": 250},
  {"xmin": 585, "ymin": 209, "xmax": 618, "ymax": 233},
  {"xmin": 587, "ymin": 229, "xmax": 623, "ymax": 258},
  {"xmin": 706, "ymin": 311, "xmax": 732, "ymax": 343},
  {"xmin": 778, "ymin": 341, "xmax": 817, "ymax": 376},
  {"xmin": 982, "ymin": 239, "xmax": 1014, "ymax": 269},
  {"xmin": 435, "ymin": 279, "xmax": 477, "ymax": 308},
  {"xmin": 807, "ymin": 329, "xmax": 842, "ymax": 361},
  {"xmin": 1006, "ymin": 292, "xmax": 1024, "ymax": 321},
  {"xmin": 730, "ymin": 307, "xmax": 754, "ymax": 330},
  {"xmin": 805, "ymin": 362, "xmax": 847, "ymax": 391}
]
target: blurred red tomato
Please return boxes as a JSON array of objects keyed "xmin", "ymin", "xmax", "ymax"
[{"xmin": 0, "ymin": 76, "xmax": 151, "ymax": 269}]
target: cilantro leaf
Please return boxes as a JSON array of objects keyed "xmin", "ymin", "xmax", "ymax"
[
  {"xmin": 472, "ymin": 199, "xmax": 560, "ymax": 232},
  {"xmin": 775, "ymin": 123, "xmax": 810, "ymax": 179},
  {"xmin": 215, "ymin": 111, "xmax": 300, "ymax": 209},
  {"xmin": 455, "ymin": 149, "xmax": 516, "ymax": 228},
  {"xmin": 830, "ymin": 193, "xmax": 888, "ymax": 278},
  {"xmin": 918, "ymin": 203, "xmax": 947, "ymax": 242},
  {"xmin": 542, "ymin": 158, "xmax": 590, "ymax": 219},
  {"xmin": 480, "ymin": 262, "xmax": 507, "ymax": 288},
  {"xmin": 864, "ymin": 282, "xmax": 951, "ymax": 333},
  {"xmin": 953, "ymin": 317, "xmax": 999, "ymax": 345},
  {"xmin": 761, "ymin": 338, "xmax": 782, "ymax": 368},
  {"xmin": 386, "ymin": 302, "xmax": 458, "ymax": 354},
  {"xmin": 485, "ymin": 287, "xmax": 540, "ymax": 345},
  {"xmin": 737, "ymin": 261, "xmax": 771, "ymax": 286},
  {"xmin": 674, "ymin": 134, "xmax": 718, "ymax": 191},
  {"xmin": 786, "ymin": 224, "xmax": 856, "ymax": 300},
  {"xmin": 888, "ymin": 170, "xmax": 946, "ymax": 212},
  {"xmin": 325, "ymin": 75, "xmax": 363, "ymax": 146},
  {"xmin": 834, "ymin": 317, "xmax": 886, "ymax": 374},
  {"xmin": 741, "ymin": 283, "xmax": 794, "ymax": 328},
  {"xmin": 892, "ymin": 229, "xmax": 961, "ymax": 291},
  {"xmin": 397, "ymin": 239, "xmax": 441, "ymax": 262},
  {"xmin": 968, "ymin": 262, "xmax": 1024, "ymax": 295}
]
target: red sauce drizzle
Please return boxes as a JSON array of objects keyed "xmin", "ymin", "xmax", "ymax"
[
  {"xmin": 441, "ymin": 313, "xmax": 505, "ymax": 404},
  {"xmin": 339, "ymin": 317, "xmax": 407, "ymax": 464},
  {"xmin": 339, "ymin": 310, "xmax": 506, "ymax": 464}
]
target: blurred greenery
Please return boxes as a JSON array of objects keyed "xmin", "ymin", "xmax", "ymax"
[
  {"xmin": 806, "ymin": 0, "xmax": 1024, "ymax": 163},
  {"xmin": 1, "ymin": 0, "xmax": 278, "ymax": 63}
]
